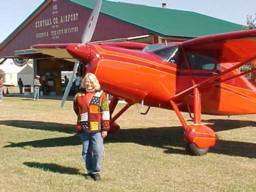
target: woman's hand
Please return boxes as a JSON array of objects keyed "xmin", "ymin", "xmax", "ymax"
[{"xmin": 101, "ymin": 130, "xmax": 108, "ymax": 138}]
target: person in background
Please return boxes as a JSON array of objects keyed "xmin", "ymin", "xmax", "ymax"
[
  {"xmin": 74, "ymin": 73, "xmax": 82, "ymax": 93},
  {"xmin": 33, "ymin": 75, "xmax": 41, "ymax": 100},
  {"xmin": 64, "ymin": 75, "xmax": 69, "ymax": 88},
  {"xmin": 18, "ymin": 78, "xmax": 24, "ymax": 94},
  {"xmin": 40, "ymin": 75, "xmax": 47, "ymax": 96},
  {"xmin": 73, "ymin": 73, "xmax": 110, "ymax": 181},
  {"xmin": 0, "ymin": 76, "xmax": 3, "ymax": 102}
]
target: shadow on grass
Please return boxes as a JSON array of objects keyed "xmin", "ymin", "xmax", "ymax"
[
  {"xmin": 4, "ymin": 134, "xmax": 80, "ymax": 148},
  {"xmin": 0, "ymin": 120, "xmax": 74, "ymax": 134},
  {"xmin": 23, "ymin": 162, "xmax": 83, "ymax": 176},
  {"xmin": 6, "ymin": 95, "xmax": 73, "ymax": 101},
  {"xmin": 2, "ymin": 119, "xmax": 256, "ymax": 158},
  {"xmin": 107, "ymin": 126, "xmax": 256, "ymax": 158},
  {"xmin": 107, "ymin": 126, "xmax": 187, "ymax": 155},
  {"xmin": 206, "ymin": 119, "xmax": 256, "ymax": 132}
]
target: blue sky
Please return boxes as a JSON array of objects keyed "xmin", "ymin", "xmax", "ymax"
[{"xmin": 0, "ymin": 0, "xmax": 255, "ymax": 43}]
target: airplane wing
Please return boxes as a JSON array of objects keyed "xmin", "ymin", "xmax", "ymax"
[
  {"xmin": 30, "ymin": 43, "xmax": 76, "ymax": 62},
  {"xmin": 29, "ymin": 41, "xmax": 147, "ymax": 60},
  {"xmin": 181, "ymin": 29, "xmax": 256, "ymax": 63},
  {"xmin": 172, "ymin": 29, "xmax": 256, "ymax": 100},
  {"xmin": 97, "ymin": 41, "xmax": 147, "ymax": 50}
]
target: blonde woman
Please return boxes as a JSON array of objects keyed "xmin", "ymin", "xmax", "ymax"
[{"xmin": 73, "ymin": 73, "xmax": 110, "ymax": 181}]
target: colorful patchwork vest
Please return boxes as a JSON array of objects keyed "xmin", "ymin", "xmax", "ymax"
[{"xmin": 74, "ymin": 90, "xmax": 110, "ymax": 133}]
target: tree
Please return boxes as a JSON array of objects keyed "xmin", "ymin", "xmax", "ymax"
[{"xmin": 246, "ymin": 14, "xmax": 256, "ymax": 29}]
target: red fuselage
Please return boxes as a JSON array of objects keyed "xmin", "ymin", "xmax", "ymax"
[{"xmin": 67, "ymin": 42, "xmax": 256, "ymax": 115}]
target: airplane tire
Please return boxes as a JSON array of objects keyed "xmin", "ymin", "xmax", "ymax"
[{"xmin": 186, "ymin": 143, "xmax": 209, "ymax": 156}]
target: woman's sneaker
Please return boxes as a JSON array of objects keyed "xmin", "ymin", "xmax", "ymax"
[{"xmin": 90, "ymin": 173, "xmax": 101, "ymax": 181}]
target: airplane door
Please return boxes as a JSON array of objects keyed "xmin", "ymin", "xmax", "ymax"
[{"xmin": 176, "ymin": 51, "xmax": 221, "ymax": 113}]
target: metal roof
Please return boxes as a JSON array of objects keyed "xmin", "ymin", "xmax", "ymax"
[{"xmin": 70, "ymin": 0, "xmax": 244, "ymax": 38}]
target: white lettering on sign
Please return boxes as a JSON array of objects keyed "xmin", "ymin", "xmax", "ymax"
[
  {"xmin": 52, "ymin": 4, "xmax": 58, "ymax": 14},
  {"xmin": 34, "ymin": 1, "xmax": 80, "ymax": 40},
  {"xmin": 35, "ymin": 13, "xmax": 78, "ymax": 29},
  {"xmin": 60, "ymin": 13, "xmax": 79, "ymax": 23},
  {"xmin": 50, "ymin": 26, "xmax": 79, "ymax": 39},
  {"xmin": 35, "ymin": 19, "xmax": 52, "ymax": 29},
  {"xmin": 35, "ymin": 32, "xmax": 49, "ymax": 39}
]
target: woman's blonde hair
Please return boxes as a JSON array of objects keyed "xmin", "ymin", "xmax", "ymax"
[{"xmin": 82, "ymin": 73, "xmax": 101, "ymax": 90}]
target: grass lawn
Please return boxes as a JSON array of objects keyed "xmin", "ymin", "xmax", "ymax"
[{"xmin": 0, "ymin": 96, "xmax": 255, "ymax": 192}]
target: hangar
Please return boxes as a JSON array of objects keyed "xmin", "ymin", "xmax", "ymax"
[{"xmin": 0, "ymin": 0, "xmax": 244, "ymax": 95}]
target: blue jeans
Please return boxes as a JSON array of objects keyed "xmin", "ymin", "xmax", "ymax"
[
  {"xmin": 0, "ymin": 88, "xmax": 3, "ymax": 100},
  {"xmin": 80, "ymin": 131, "xmax": 103, "ymax": 174},
  {"xmin": 34, "ymin": 87, "xmax": 40, "ymax": 100}
]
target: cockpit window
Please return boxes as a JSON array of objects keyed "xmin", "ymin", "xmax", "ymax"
[
  {"xmin": 187, "ymin": 52, "xmax": 218, "ymax": 70},
  {"xmin": 153, "ymin": 46, "xmax": 180, "ymax": 64}
]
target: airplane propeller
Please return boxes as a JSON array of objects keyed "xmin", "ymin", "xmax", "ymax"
[
  {"xmin": 61, "ymin": 0, "xmax": 102, "ymax": 107},
  {"xmin": 81, "ymin": 0, "xmax": 102, "ymax": 44},
  {"xmin": 60, "ymin": 61, "xmax": 80, "ymax": 108}
]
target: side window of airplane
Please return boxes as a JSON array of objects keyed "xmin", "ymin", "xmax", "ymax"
[
  {"xmin": 153, "ymin": 47, "xmax": 180, "ymax": 64},
  {"xmin": 187, "ymin": 53, "xmax": 218, "ymax": 70},
  {"xmin": 143, "ymin": 44, "xmax": 166, "ymax": 52}
]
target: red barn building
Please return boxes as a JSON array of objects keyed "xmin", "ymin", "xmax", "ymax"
[{"xmin": 0, "ymin": 0, "xmax": 245, "ymax": 95}]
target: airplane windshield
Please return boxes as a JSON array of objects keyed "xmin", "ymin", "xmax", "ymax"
[{"xmin": 152, "ymin": 46, "xmax": 180, "ymax": 64}]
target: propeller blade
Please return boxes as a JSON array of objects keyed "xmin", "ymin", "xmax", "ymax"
[
  {"xmin": 61, "ymin": 0, "xmax": 102, "ymax": 107},
  {"xmin": 61, "ymin": 61, "xmax": 80, "ymax": 108},
  {"xmin": 81, "ymin": 0, "xmax": 102, "ymax": 43}
]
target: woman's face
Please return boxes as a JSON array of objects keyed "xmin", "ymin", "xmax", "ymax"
[{"xmin": 85, "ymin": 78, "xmax": 94, "ymax": 91}]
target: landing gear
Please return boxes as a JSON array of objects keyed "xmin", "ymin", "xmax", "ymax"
[
  {"xmin": 183, "ymin": 124, "xmax": 216, "ymax": 155},
  {"xmin": 108, "ymin": 96, "xmax": 133, "ymax": 134},
  {"xmin": 170, "ymin": 87, "xmax": 217, "ymax": 156},
  {"xmin": 171, "ymin": 100, "xmax": 217, "ymax": 156},
  {"xmin": 186, "ymin": 143, "xmax": 209, "ymax": 156},
  {"xmin": 109, "ymin": 122, "xmax": 120, "ymax": 133}
]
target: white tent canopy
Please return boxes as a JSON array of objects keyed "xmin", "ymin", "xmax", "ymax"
[
  {"xmin": 17, "ymin": 65, "xmax": 34, "ymax": 86},
  {"xmin": 0, "ymin": 59, "xmax": 34, "ymax": 86}
]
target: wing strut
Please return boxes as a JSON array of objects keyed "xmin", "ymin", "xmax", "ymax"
[{"xmin": 172, "ymin": 55, "xmax": 256, "ymax": 100}]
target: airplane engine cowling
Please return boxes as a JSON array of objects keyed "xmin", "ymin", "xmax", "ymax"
[{"xmin": 66, "ymin": 44, "xmax": 92, "ymax": 62}]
